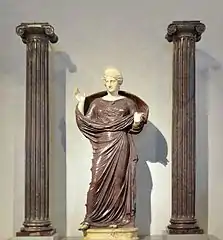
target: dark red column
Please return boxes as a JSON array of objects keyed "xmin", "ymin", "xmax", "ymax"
[
  {"xmin": 165, "ymin": 21, "xmax": 205, "ymax": 234},
  {"xmin": 16, "ymin": 22, "xmax": 58, "ymax": 236}
]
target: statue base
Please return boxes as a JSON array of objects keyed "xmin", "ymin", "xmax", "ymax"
[{"xmin": 83, "ymin": 227, "xmax": 139, "ymax": 240}]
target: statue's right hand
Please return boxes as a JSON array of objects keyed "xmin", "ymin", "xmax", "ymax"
[{"xmin": 74, "ymin": 88, "xmax": 86, "ymax": 102}]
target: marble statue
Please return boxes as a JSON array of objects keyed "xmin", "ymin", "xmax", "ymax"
[{"xmin": 74, "ymin": 67, "xmax": 149, "ymax": 232}]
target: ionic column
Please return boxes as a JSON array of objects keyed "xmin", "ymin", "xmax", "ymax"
[
  {"xmin": 15, "ymin": 23, "xmax": 58, "ymax": 236},
  {"xmin": 165, "ymin": 21, "xmax": 205, "ymax": 234}
]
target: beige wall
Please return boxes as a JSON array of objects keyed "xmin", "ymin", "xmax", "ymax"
[
  {"xmin": 0, "ymin": 77, "xmax": 16, "ymax": 240},
  {"xmin": 0, "ymin": 0, "xmax": 223, "ymax": 239}
]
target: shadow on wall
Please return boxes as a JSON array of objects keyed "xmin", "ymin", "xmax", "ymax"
[
  {"xmin": 49, "ymin": 47, "xmax": 77, "ymax": 238},
  {"xmin": 195, "ymin": 49, "xmax": 221, "ymax": 233},
  {"xmin": 134, "ymin": 121, "xmax": 168, "ymax": 237}
]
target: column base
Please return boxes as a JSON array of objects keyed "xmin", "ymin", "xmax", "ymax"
[
  {"xmin": 163, "ymin": 233, "xmax": 219, "ymax": 240},
  {"xmin": 16, "ymin": 228, "xmax": 56, "ymax": 237},
  {"xmin": 83, "ymin": 227, "xmax": 139, "ymax": 240},
  {"xmin": 10, "ymin": 233, "xmax": 59, "ymax": 240},
  {"xmin": 167, "ymin": 219, "xmax": 203, "ymax": 234}
]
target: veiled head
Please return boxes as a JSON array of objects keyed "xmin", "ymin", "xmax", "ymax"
[{"xmin": 102, "ymin": 67, "xmax": 123, "ymax": 93}]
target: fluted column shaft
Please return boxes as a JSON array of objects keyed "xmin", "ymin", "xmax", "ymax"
[
  {"xmin": 165, "ymin": 21, "xmax": 205, "ymax": 234},
  {"xmin": 16, "ymin": 23, "xmax": 58, "ymax": 236}
]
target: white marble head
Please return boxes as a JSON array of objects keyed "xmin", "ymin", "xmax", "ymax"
[{"xmin": 102, "ymin": 67, "xmax": 123, "ymax": 93}]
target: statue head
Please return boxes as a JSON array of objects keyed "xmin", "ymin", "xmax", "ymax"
[{"xmin": 102, "ymin": 67, "xmax": 123, "ymax": 93}]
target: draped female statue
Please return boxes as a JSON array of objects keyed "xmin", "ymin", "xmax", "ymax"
[{"xmin": 74, "ymin": 67, "xmax": 149, "ymax": 231}]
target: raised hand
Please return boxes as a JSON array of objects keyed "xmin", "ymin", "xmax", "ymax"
[{"xmin": 74, "ymin": 88, "xmax": 86, "ymax": 102}]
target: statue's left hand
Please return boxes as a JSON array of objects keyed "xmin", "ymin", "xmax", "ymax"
[{"xmin": 134, "ymin": 112, "xmax": 145, "ymax": 124}]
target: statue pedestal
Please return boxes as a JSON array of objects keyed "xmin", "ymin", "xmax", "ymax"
[{"xmin": 83, "ymin": 227, "xmax": 138, "ymax": 240}]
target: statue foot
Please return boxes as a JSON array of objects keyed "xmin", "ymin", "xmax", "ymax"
[{"xmin": 78, "ymin": 222, "xmax": 89, "ymax": 231}]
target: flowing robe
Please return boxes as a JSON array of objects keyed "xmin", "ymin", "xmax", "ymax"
[{"xmin": 75, "ymin": 91, "xmax": 148, "ymax": 228}]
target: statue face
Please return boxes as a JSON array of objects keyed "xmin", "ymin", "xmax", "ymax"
[{"xmin": 104, "ymin": 76, "xmax": 119, "ymax": 93}]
